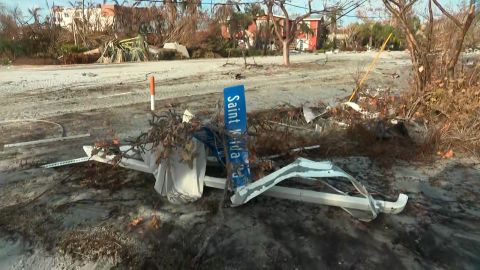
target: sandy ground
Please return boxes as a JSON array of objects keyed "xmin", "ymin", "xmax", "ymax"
[
  {"xmin": 1, "ymin": 52, "xmax": 479, "ymax": 269},
  {"xmin": 0, "ymin": 51, "xmax": 410, "ymax": 119}
]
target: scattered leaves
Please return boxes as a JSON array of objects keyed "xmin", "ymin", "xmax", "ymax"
[
  {"xmin": 440, "ymin": 149, "xmax": 454, "ymax": 159},
  {"xmin": 128, "ymin": 217, "xmax": 144, "ymax": 230},
  {"xmin": 149, "ymin": 215, "xmax": 161, "ymax": 230}
]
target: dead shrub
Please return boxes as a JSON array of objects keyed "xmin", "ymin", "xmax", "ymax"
[
  {"xmin": 58, "ymin": 227, "xmax": 132, "ymax": 263},
  {"xmin": 400, "ymin": 67, "xmax": 480, "ymax": 156},
  {"xmin": 78, "ymin": 162, "xmax": 134, "ymax": 192},
  {"xmin": 247, "ymin": 100, "xmax": 436, "ymax": 168}
]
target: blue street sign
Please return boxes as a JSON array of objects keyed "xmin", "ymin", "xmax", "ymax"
[{"xmin": 223, "ymin": 85, "xmax": 250, "ymax": 189}]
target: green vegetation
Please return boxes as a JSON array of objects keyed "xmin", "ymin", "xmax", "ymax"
[
  {"xmin": 355, "ymin": 22, "xmax": 404, "ymax": 50},
  {"xmin": 59, "ymin": 44, "xmax": 89, "ymax": 55}
]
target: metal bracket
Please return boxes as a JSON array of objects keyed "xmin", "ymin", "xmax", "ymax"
[{"xmin": 41, "ymin": 157, "xmax": 90, "ymax": 168}]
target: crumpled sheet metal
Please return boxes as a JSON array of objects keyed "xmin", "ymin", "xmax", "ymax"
[
  {"xmin": 83, "ymin": 139, "xmax": 206, "ymax": 204},
  {"xmin": 231, "ymin": 158, "xmax": 379, "ymax": 220},
  {"xmin": 147, "ymin": 140, "xmax": 206, "ymax": 204}
]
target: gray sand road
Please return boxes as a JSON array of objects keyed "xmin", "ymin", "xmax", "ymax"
[{"xmin": 0, "ymin": 51, "xmax": 411, "ymax": 120}]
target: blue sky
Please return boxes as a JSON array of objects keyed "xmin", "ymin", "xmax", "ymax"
[
  {"xmin": 1, "ymin": 0, "xmax": 73, "ymax": 10},
  {"xmin": 1, "ymin": 0, "xmax": 74, "ymax": 18},
  {"xmin": 1, "ymin": 0, "xmax": 465, "ymax": 25}
]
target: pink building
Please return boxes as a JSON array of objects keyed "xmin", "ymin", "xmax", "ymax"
[
  {"xmin": 221, "ymin": 15, "xmax": 325, "ymax": 51},
  {"xmin": 295, "ymin": 16, "xmax": 325, "ymax": 51}
]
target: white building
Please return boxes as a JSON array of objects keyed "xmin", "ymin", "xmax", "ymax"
[{"xmin": 52, "ymin": 4, "xmax": 115, "ymax": 32}]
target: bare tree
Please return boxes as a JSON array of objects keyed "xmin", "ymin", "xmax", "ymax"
[
  {"xmin": 68, "ymin": 0, "xmax": 96, "ymax": 46},
  {"xmin": 264, "ymin": 0, "xmax": 323, "ymax": 66},
  {"xmin": 464, "ymin": 16, "xmax": 480, "ymax": 49},
  {"xmin": 343, "ymin": 23, "xmax": 359, "ymax": 50},
  {"xmin": 164, "ymin": 0, "xmax": 178, "ymax": 34},
  {"xmin": 431, "ymin": 0, "xmax": 477, "ymax": 79},
  {"xmin": 162, "ymin": 0, "xmax": 203, "ymax": 44},
  {"xmin": 214, "ymin": 0, "xmax": 235, "ymax": 43},
  {"xmin": 329, "ymin": 6, "xmax": 341, "ymax": 49},
  {"xmin": 382, "ymin": 0, "xmax": 432, "ymax": 92},
  {"xmin": 28, "ymin": 7, "xmax": 42, "ymax": 25}
]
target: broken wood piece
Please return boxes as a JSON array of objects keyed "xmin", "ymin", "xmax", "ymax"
[
  {"xmin": 3, "ymin": 133, "xmax": 91, "ymax": 149},
  {"xmin": 266, "ymin": 120, "xmax": 316, "ymax": 132},
  {"xmin": 263, "ymin": 145, "xmax": 320, "ymax": 160}
]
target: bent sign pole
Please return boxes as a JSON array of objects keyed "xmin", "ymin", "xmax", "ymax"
[{"xmin": 223, "ymin": 85, "xmax": 250, "ymax": 190}]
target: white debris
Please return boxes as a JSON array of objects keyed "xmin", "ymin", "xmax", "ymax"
[
  {"xmin": 343, "ymin": 101, "xmax": 379, "ymax": 119},
  {"xmin": 303, "ymin": 105, "xmax": 316, "ymax": 123},
  {"xmin": 182, "ymin": 109, "xmax": 194, "ymax": 123},
  {"xmin": 163, "ymin": 42, "xmax": 190, "ymax": 58}
]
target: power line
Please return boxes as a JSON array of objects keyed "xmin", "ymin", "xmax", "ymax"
[
  {"xmin": 135, "ymin": 0, "xmax": 263, "ymax": 5},
  {"xmin": 117, "ymin": 0, "xmax": 378, "ymax": 19},
  {"xmin": 284, "ymin": 1, "xmax": 351, "ymax": 11},
  {"xmin": 329, "ymin": 0, "xmax": 368, "ymax": 23},
  {"xmin": 134, "ymin": 0, "xmax": 357, "ymax": 14},
  {"xmin": 343, "ymin": 14, "xmax": 385, "ymax": 19}
]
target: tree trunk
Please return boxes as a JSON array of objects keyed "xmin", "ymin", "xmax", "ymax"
[
  {"xmin": 264, "ymin": 16, "xmax": 270, "ymax": 55},
  {"xmin": 447, "ymin": 26, "xmax": 471, "ymax": 80},
  {"xmin": 242, "ymin": 48, "xmax": 247, "ymax": 68},
  {"xmin": 432, "ymin": 0, "xmax": 476, "ymax": 80},
  {"xmin": 282, "ymin": 40, "xmax": 290, "ymax": 65},
  {"xmin": 72, "ymin": 23, "xmax": 77, "ymax": 46},
  {"xmin": 447, "ymin": 66, "xmax": 455, "ymax": 80}
]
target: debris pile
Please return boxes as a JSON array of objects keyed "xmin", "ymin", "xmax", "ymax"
[
  {"xmin": 79, "ymin": 85, "xmax": 409, "ymax": 224},
  {"xmin": 120, "ymin": 110, "xmax": 203, "ymax": 165},
  {"xmin": 97, "ymin": 36, "xmax": 150, "ymax": 63},
  {"xmin": 247, "ymin": 88, "xmax": 440, "ymax": 166},
  {"xmin": 87, "ymin": 84, "xmax": 433, "ymax": 177},
  {"xmin": 97, "ymin": 36, "xmax": 190, "ymax": 63}
]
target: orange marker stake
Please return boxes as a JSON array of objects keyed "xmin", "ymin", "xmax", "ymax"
[{"xmin": 149, "ymin": 76, "xmax": 155, "ymax": 111}]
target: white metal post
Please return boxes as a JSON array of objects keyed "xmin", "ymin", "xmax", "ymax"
[{"xmin": 150, "ymin": 76, "xmax": 155, "ymax": 111}]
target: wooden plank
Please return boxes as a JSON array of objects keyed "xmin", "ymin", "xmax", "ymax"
[{"xmin": 3, "ymin": 133, "xmax": 91, "ymax": 148}]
